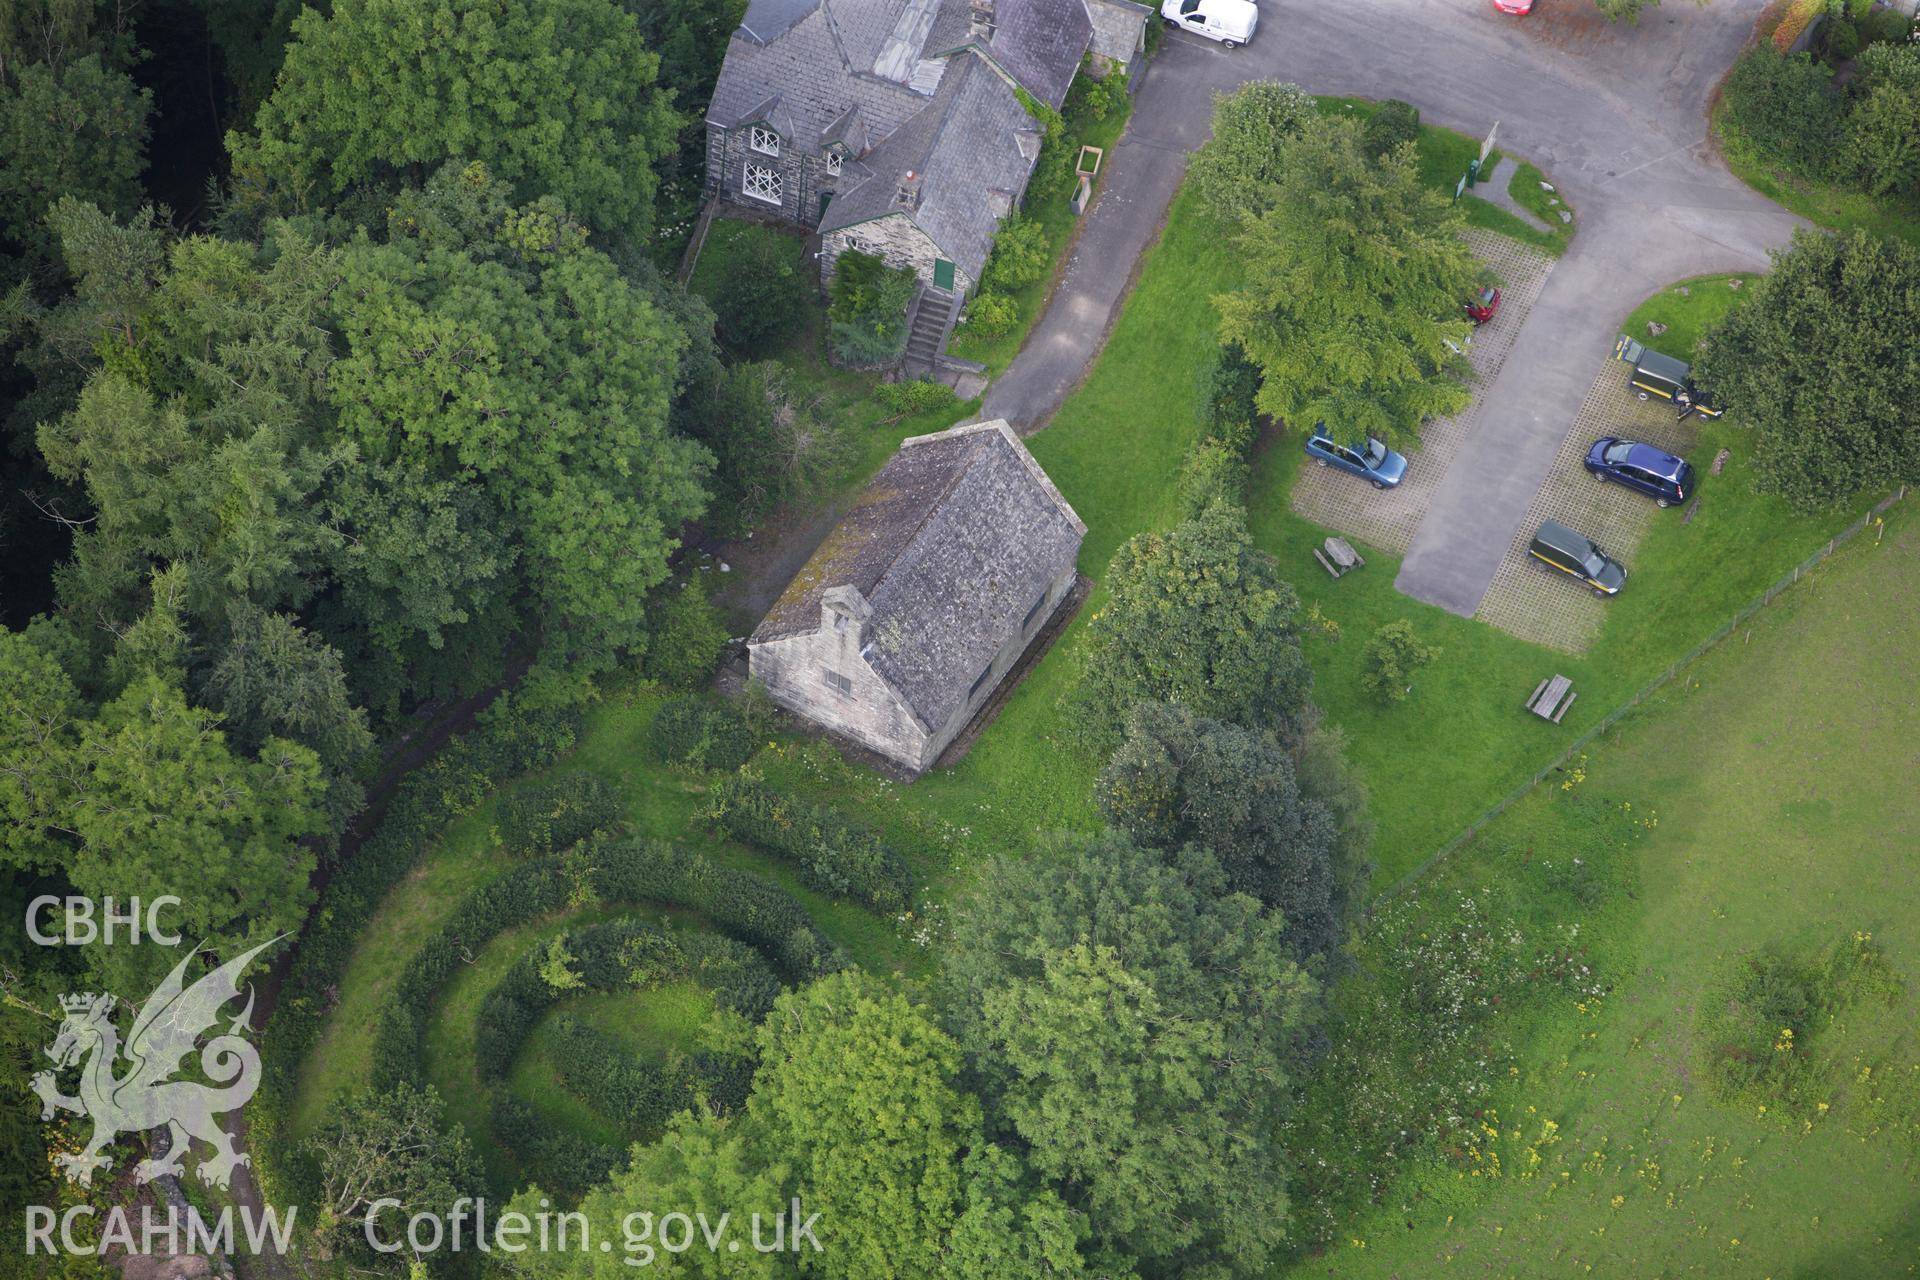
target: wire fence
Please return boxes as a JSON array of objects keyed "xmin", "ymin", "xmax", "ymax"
[{"xmin": 1372, "ymin": 483, "xmax": 1910, "ymax": 908}]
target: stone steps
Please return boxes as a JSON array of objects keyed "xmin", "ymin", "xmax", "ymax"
[{"xmin": 903, "ymin": 288, "xmax": 955, "ymax": 373}]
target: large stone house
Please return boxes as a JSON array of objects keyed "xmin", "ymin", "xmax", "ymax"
[
  {"xmin": 747, "ymin": 420, "xmax": 1085, "ymax": 773},
  {"xmin": 704, "ymin": 0, "xmax": 1148, "ymax": 300}
]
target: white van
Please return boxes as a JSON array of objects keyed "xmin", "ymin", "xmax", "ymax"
[{"xmin": 1160, "ymin": 0, "xmax": 1257, "ymax": 46}]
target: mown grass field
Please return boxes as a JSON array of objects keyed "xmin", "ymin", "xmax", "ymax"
[
  {"xmin": 1622, "ymin": 273, "xmax": 1750, "ymax": 362},
  {"xmin": 1284, "ymin": 504, "xmax": 1920, "ymax": 1279}
]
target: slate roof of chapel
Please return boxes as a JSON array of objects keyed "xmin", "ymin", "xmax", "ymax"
[{"xmin": 750, "ymin": 421, "xmax": 1085, "ymax": 733}]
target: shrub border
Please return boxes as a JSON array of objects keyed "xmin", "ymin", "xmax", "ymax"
[{"xmin": 250, "ymin": 702, "xmax": 582, "ymax": 1211}]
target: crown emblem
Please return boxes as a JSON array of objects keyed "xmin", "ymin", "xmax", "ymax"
[{"xmin": 60, "ymin": 993, "xmax": 108, "ymax": 1015}]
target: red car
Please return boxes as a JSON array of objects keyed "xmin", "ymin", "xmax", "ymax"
[
  {"xmin": 1465, "ymin": 285, "xmax": 1502, "ymax": 325},
  {"xmin": 1493, "ymin": 0, "xmax": 1534, "ymax": 12}
]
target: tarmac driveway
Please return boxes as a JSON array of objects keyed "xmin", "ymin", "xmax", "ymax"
[{"xmin": 982, "ymin": 0, "xmax": 1802, "ymax": 620}]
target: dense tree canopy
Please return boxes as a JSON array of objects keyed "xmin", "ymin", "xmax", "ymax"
[
  {"xmin": 1184, "ymin": 80, "xmax": 1315, "ymax": 226},
  {"xmin": 1695, "ymin": 228, "xmax": 1920, "ymax": 512},
  {"xmin": 0, "ymin": 629, "xmax": 326, "ymax": 993},
  {"xmin": 330, "ymin": 167, "xmax": 711, "ymax": 701},
  {"xmin": 549, "ymin": 970, "xmax": 1095, "ymax": 1279},
  {"xmin": 1077, "ymin": 500, "xmax": 1311, "ymax": 746},
  {"xmin": 0, "ymin": 55, "xmax": 150, "ymax": 261},
  {"xmin": 1098, "ymin": 700, "xmax": 1342, "ymax": 954},
  {"xmin": 940, "ymin": 832, "xmax": 1316, "ymax": 1278},
  {"xmin": 229, "ymin": 0, "xmax": 680, "ymax": 241},
  {"xmin": 1213, "ymin": 112, "xmax": 1478, "ymax": 451},
  {"xmin": 1838, "ymin": 43, "xmax": 1920, "ymax": 200}
]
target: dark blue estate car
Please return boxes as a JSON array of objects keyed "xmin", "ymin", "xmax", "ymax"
[
  {"xmin": 1584, "ymin": 438, "xmax": 1695, "ymax": 508},
  {"xmin": 1305, "ymin": 427, "xmax": 1408, "ymax": 490}
]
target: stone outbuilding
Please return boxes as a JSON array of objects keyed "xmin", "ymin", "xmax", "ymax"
[{"xmin": 747, "ymin": 420, "xmax": 1085, "ymax": 773}]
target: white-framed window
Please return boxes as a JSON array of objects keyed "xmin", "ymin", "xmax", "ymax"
[
  {"xmin": 749, "ymin": 125, "xmax": 780, "ymax": 157},
  {"xmin": 824, "ymin": 670, "xmax": 854, "ymax": 698},
  {"xmin": 824, "ymin": 150, "xmax": 842, "ymax": 178},
  {"xmin": 743, "ymin": 163, "xmax": 783, "ymax": 205}
]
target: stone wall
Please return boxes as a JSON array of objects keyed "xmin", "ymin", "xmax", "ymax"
[
  {"xmin": 918, "ymin": 563, "xmax": 1078, "ymax": 761},
  {"xmin": 747, "ymin": 563, "xmax": 1074, "ymax": 773},
  {"xmin": 705, "ymin": 122, "xmax": 844, "ymax": 229},
  {"xmin": 821, "ymin": 213, "xmax": 977, "ymax": 296},
  {"xmin": 749, "ymin": 626, "xmax": 930, "ymax": 771}
]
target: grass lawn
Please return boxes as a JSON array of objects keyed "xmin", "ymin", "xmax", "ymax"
[
  {"xmin": 286, "ymin": 793, "xmax": 522, "ymax": 1139},
  {"xmin": 1621, "ymin": 273, "xmax": 1751, "ymax": 362},
  {"xmin": 422, "ymin": 902, "xmax": 722, "ymax": 1190},
  {"xmin": 1502, "ymin": 159, "xmax": 1576, "ymax": 252},
  {"xmin": 946, "ymin": 88, "xmax": 1135, "ymax": 373},
  {"xmin": 1282, "ymin": 503, "xmax": 1920, "ymax": 1278}
]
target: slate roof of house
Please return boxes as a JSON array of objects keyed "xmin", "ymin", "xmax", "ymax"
[
  {"xmin": 1085, "ymin": 0, "xmax": 1151, "ymax": 62},
  {"xmin": 711, "ymin": 0, "xmax": 931, "ymax": 147},
  {"xmin": 750, "ymin": 421, "xmax": 1085, "ymax": 733},
  {"xmin": 711, "ymin": 0, "xmax": 1142, "ymax": 282},
  {"xmin": 816, "ymin": 54, "xmax": 1041, "ymax": 282},
  {"xmin": 967, "ymin": 0, "xmax": 1093, "ymax": 110}
]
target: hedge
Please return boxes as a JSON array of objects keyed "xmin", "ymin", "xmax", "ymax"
[
  {"xmin": 365, "ymin": 835, "xmax": 841, "ymax": 1101},
  {"xmin": 546, "ymin": 1017, "xmax": 691, "ymax": 1134},
  {"xmin": 249, "ymin": 701, "xmax": 583, "ymax": 1212},
  {"xmin": 648, "ymin": 695, "xmax": 757, "ymax": 772},
  {"xmin": 494, "ymin": 771, "xmax": 624, "ymax": 856},
  {"xmin": 491, "ymin": 1095, "xmax": 623, "ymax": 1196},
  {"xmin": 473, "ymin": 918, "xmax": 779, "ymax": 1081},
  {"xmin": 707, "ymin": 772, "xmax": 912, "ymax": 912}
]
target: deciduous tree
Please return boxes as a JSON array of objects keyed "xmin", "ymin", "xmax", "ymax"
[
  {"xmin": 1185, "ymin": 80, "xmax": 1315, "ymax": 226},
  {"xmin": 1097, "ymin": 700, "xmax": 1341, "ymax": 953},
  {"xmin": 307, "ymin": 1084, "xmax": 482, "ymax": 1261},
  {"xmin": 0, "ymin": 631, "xmax": 326, "ymax": 993},
  {"xmin": 1695, "ymin": 228, "xmax": 1920, "ymax": 511},
  {"xmin": 228, "ymin": 0, "xmax": 681, "ymax": 242},
  {"xmin": 1214, "ymin": 112, "xmax": 1478, "ymax": 451},
  {"xmin": 940, "ymin": 832, "xmax": 1315, "ymax": 1278},
  {"xmin": 0, "ymin": 56, "xmax": 150, "ymax": 261},
  {"xmin": 1077, "ymin": 501, "xmax": 1310, "ymax": 745},
  {"xmin": 329, "ymin": 168, "xmax": 710, "ymax": 701}
]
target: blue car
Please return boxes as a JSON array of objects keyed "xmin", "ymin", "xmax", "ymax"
[
  {"xmin": 1304, "ymin": 428, "xmax": 1408, "ymax": 490},
  {"xmin": 1584, "ymin": 438, "xmax": 1695, "ymax": 508}
]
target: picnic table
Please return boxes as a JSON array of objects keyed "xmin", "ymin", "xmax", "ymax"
[
  {"xmin": 1313, "ymin": 536, "xmax": 1365, "ymax": 579},
  {"xmin": 1527, "ymin": 674, "xmax": 1577, "ymax": 723}
]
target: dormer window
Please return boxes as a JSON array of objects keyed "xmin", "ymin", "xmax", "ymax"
[
  {"xmin": 750, "ymin": 125, "xmax": 781, "ymax": 157},
  {"xmin": 824, "ymin": 150, "xmax": 843, "ymax": 178}
]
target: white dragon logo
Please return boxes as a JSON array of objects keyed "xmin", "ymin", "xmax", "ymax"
[{"xmin": 32, "ymin": 938, "xmax": 277, "ymax": 1189}]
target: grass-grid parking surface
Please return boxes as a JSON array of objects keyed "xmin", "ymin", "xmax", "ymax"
[
  {"xmin": 1476, "ymin": 358, "xmax": 1708, "ymax": 652},
  {"xmin": 1290, "ymin": 229, "xmax": 1556, "ymax": 555}
]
